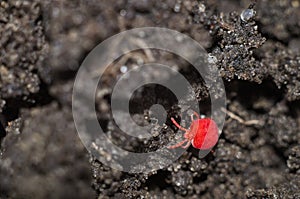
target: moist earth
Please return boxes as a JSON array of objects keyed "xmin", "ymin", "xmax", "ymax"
[{"xmin": 0, "ymin": 0, "xmax": 300, "ymax": 198}]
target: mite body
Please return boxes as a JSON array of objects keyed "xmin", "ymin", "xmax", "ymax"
[{"xmin": 168, "ymin": 111, "xmax": 219, "ymax": 150}]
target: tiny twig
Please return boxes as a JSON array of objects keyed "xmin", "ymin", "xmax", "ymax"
[{"xmin": 221, "ymin": 107, "xmax": 264, "ymax": 126}]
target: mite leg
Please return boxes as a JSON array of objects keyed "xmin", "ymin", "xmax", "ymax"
[
  {"xmin": 168, "ymin": 139, "xmax": 188, "ymax": 149},
  {"xmin": 182, "ymin": 141, "xmax": 191, "ymax": 149},
  {"xmin": 191, "ymin": 111, "xmax": 200, "ymax": 121},
  {"xmin": 171, "ymin": 117, "xmax": 189, "ymax": 132}
]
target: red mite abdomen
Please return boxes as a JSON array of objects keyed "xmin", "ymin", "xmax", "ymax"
[{"xmin": 191, "ymin": 118, "xmax": 219, "ymax": 150}]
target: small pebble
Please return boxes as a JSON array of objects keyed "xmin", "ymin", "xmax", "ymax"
[
  {"xmin": 174, "ymin": 3, "xmax": 181, "ymax": 12},
  {"xmin": 240, "ymin": 9, "xmax": 255, "ymax": 22},
  {"xmin": 120, "ymin": 65, "xmax": 128, "ymax": 73},
  {"xmin": 120, "ymin": 9, "xmax": 127, "ymax": 17},
  {"xmin": 208, "ymin": 54, "xmax": 217, "ymax": 64},
  {"xmin": 176, "ymin": 35, "xmax": 183, "ymax": 42},
  {"xmin": 198, "ymin": 3, "xmax": 206, "ymax": 13}
]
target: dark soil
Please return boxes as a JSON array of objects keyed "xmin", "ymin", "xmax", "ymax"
[{"xmin": 0, "ymin": 0, "xmax": 300, "ymax": 198}]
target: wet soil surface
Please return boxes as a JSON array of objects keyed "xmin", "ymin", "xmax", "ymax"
[{"xmin": 0, "ymin": 0, "xmax": 300, "ymax": 198}]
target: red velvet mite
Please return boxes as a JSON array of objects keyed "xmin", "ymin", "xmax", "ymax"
[{"xmin": 168, "ymin": 111, "xmax": 219, "ymax": 150}]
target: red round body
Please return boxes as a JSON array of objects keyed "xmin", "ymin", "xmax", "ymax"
[{"xmin": 190, "ymin": 118, "xmax": 219, "ymax": 150}]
